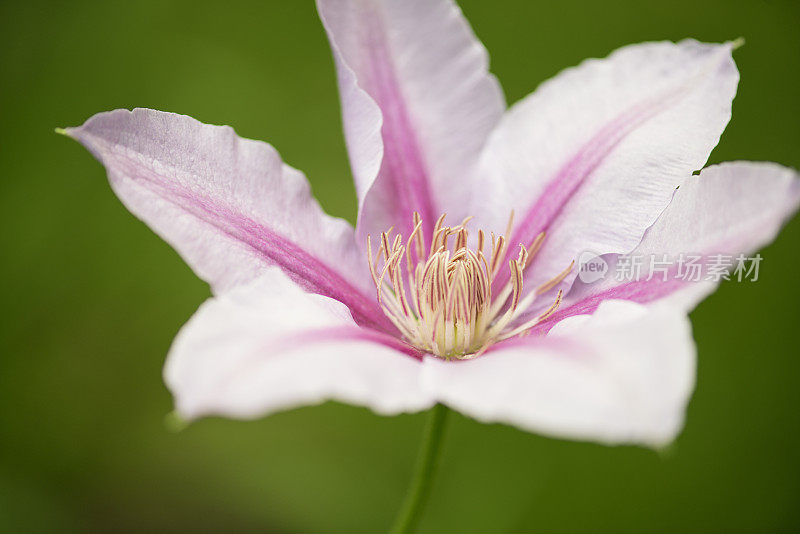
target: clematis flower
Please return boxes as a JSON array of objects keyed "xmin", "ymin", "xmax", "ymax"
[{"xmin": 63, "ymin": 0, "xmax": 799, "ymax": 447}]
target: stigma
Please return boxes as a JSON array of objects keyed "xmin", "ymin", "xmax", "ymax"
[{"xmin": 367, "ymin": 213, "xmax": 571, "ymax": 359}]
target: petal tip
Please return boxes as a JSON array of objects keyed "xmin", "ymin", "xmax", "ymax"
[
  {"xmin": 164, "ymin": 410, "xmax": 191, "ymax": 433},
  {"xmin": 55, "ymin": 126, "xmax": 74, "ymax": 138}
]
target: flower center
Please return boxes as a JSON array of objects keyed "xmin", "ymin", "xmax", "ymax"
[{"xmin": 368, "ymin": 213, "xmax": 571, "ymax": 359}]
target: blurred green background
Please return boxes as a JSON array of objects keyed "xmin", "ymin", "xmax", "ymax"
[{"xmin": 2, "ymin": 0, "xmax": 799, "ymax": 532}]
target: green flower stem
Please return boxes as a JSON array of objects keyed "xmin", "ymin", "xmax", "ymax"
[{"xmin": 389, "ymin": 403, "xmax": 450, "ymax": 534}]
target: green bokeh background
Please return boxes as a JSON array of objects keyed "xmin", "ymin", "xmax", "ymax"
[{"xmin": 2, "ymin": 0, "xmax": 799, "ymax": 532}]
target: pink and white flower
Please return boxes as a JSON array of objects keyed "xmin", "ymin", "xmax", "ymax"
[{"xmin": 64, "ymin": 0, "xmax": 799, "ymax": 446}]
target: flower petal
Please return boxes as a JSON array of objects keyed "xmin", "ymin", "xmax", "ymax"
[
  {"xmin": 540, "ymin": 161, "xmax": 800, "ymax": 328},
  {"xmin": 65, "ymin": 108, "xmax": 391, "ymax": 331},
  {"xmin": 317, "ymin": 0, "xmax": 505, "ymax": 240},
  {"xmin": 478, "ymin": 40, "xmax": 739, "ymax": 292},
  {"xmin": 423, "ymin": 300, "xmax": 695, "ymax": 446},
  {"xmin": 166, "ymin": 269, "xmax": 432, "ymax": 420}
]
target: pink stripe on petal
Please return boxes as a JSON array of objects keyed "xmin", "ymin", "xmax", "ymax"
[
  {"xmin": 66, "ymin": 109, "xmax": 394, "ymax": 333},
  {"xmin": 166, "ymin": 272, "xmax": 431, "ymax": 420},
  {"xmin": 509, "ymin": 92, "xmax": 682, "ymax": 251},
  {"xmin": 493, "ymin": 88, "xmax": 685, "ymax": 293},
  {"xmin": 363, "ymin": 10, "xmax": 436, "ymax": 236},
  {"xmin": 284, "ymin": 325, "xmax": 423, "ymax": 360},
  {"xmin": 526, "ymin": 162, "xmax": 800, "ymax": 335},
  {"xmin": 119, "ymin": 157, "xmax": 395, "ymax": 333},
  {"xmin": 529, "ymin": 276, "xmax": 687, "ymax": 336},
  {"xmin": 480, "ymin": 41, "xmax": 738, "ymax": 295},
  {"xmin": 207, "ymin": 213, "xmax": 392, "ymax": 333},
  {"xmin": 318, "ymin": 0, "xmax": 505, "ymax": 242}
]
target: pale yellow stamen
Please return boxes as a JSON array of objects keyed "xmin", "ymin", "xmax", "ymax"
[{"xmin": 367, "ymin": 213, "xmax": 570, "ymax": 359}]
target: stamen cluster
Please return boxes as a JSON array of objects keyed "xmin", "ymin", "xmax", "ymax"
[{"xmin": 368, "ymin": 213, "xmax": 570, "ymax": 359}]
